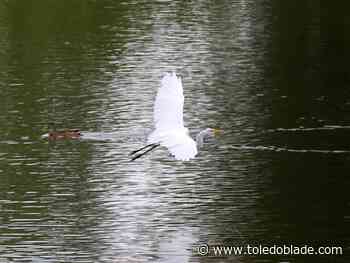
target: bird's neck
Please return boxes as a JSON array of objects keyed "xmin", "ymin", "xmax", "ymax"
[{"xmin": 196, "ymin": 130, "xmax": 207, "ymax": 148}]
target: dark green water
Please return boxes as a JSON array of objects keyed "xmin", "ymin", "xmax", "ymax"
[{"xmin": 0, "ymin": 0, "xmax": 349, "ymax": 262}]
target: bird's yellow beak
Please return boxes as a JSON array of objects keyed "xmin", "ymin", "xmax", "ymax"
[{"xmin": 213, "ymin": 128, "xmax": 222, "ymax": 136}]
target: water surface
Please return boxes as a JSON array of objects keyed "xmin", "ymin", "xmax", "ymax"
[{"xmin": 0, "ymin": 0, "xmax": 349, "ymax": 262}]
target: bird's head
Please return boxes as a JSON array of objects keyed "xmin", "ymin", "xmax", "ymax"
[{"xmin": 196, "ymin": 128, "xmax": 221, "ymax": 148}]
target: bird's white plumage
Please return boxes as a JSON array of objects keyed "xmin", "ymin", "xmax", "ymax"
[
  {"xmin": 148, "ymin": 72, "xmax": 198, "ymax": 161},
  {"xmin": 153, "ymin": 72, "xmax": 184, "ymax": 131}
]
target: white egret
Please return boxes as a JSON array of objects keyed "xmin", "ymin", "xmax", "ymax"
[{"xmin": 130, "ymin": 72, "xmax": 220, "ymax": 161}]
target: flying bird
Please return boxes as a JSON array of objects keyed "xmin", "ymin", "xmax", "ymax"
[{"xmin": 130, "ymin": 72, "xmax": 220, "ymax": 161}]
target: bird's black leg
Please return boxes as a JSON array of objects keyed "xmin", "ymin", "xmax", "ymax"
[
  {"xmin": 129, "ymin": 143, "xmax": 158, "ymax": 156},
  {"xmin": 130, "ymin": 144, "xmax": 160, "ymax": 161}
]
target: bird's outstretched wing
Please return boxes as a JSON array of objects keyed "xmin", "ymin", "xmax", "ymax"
[
  {"xmin": 147, "ymin": 72, "xmax": 198, "ymax": 161},
  {"xmin": 153, "ymin": 72, "xmax": 184, "ymax": 131}
]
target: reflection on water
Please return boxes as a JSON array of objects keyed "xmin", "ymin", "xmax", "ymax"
[{"xmin": 0, "ymin": 0, "xmax": 349, "ymax": 262}]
